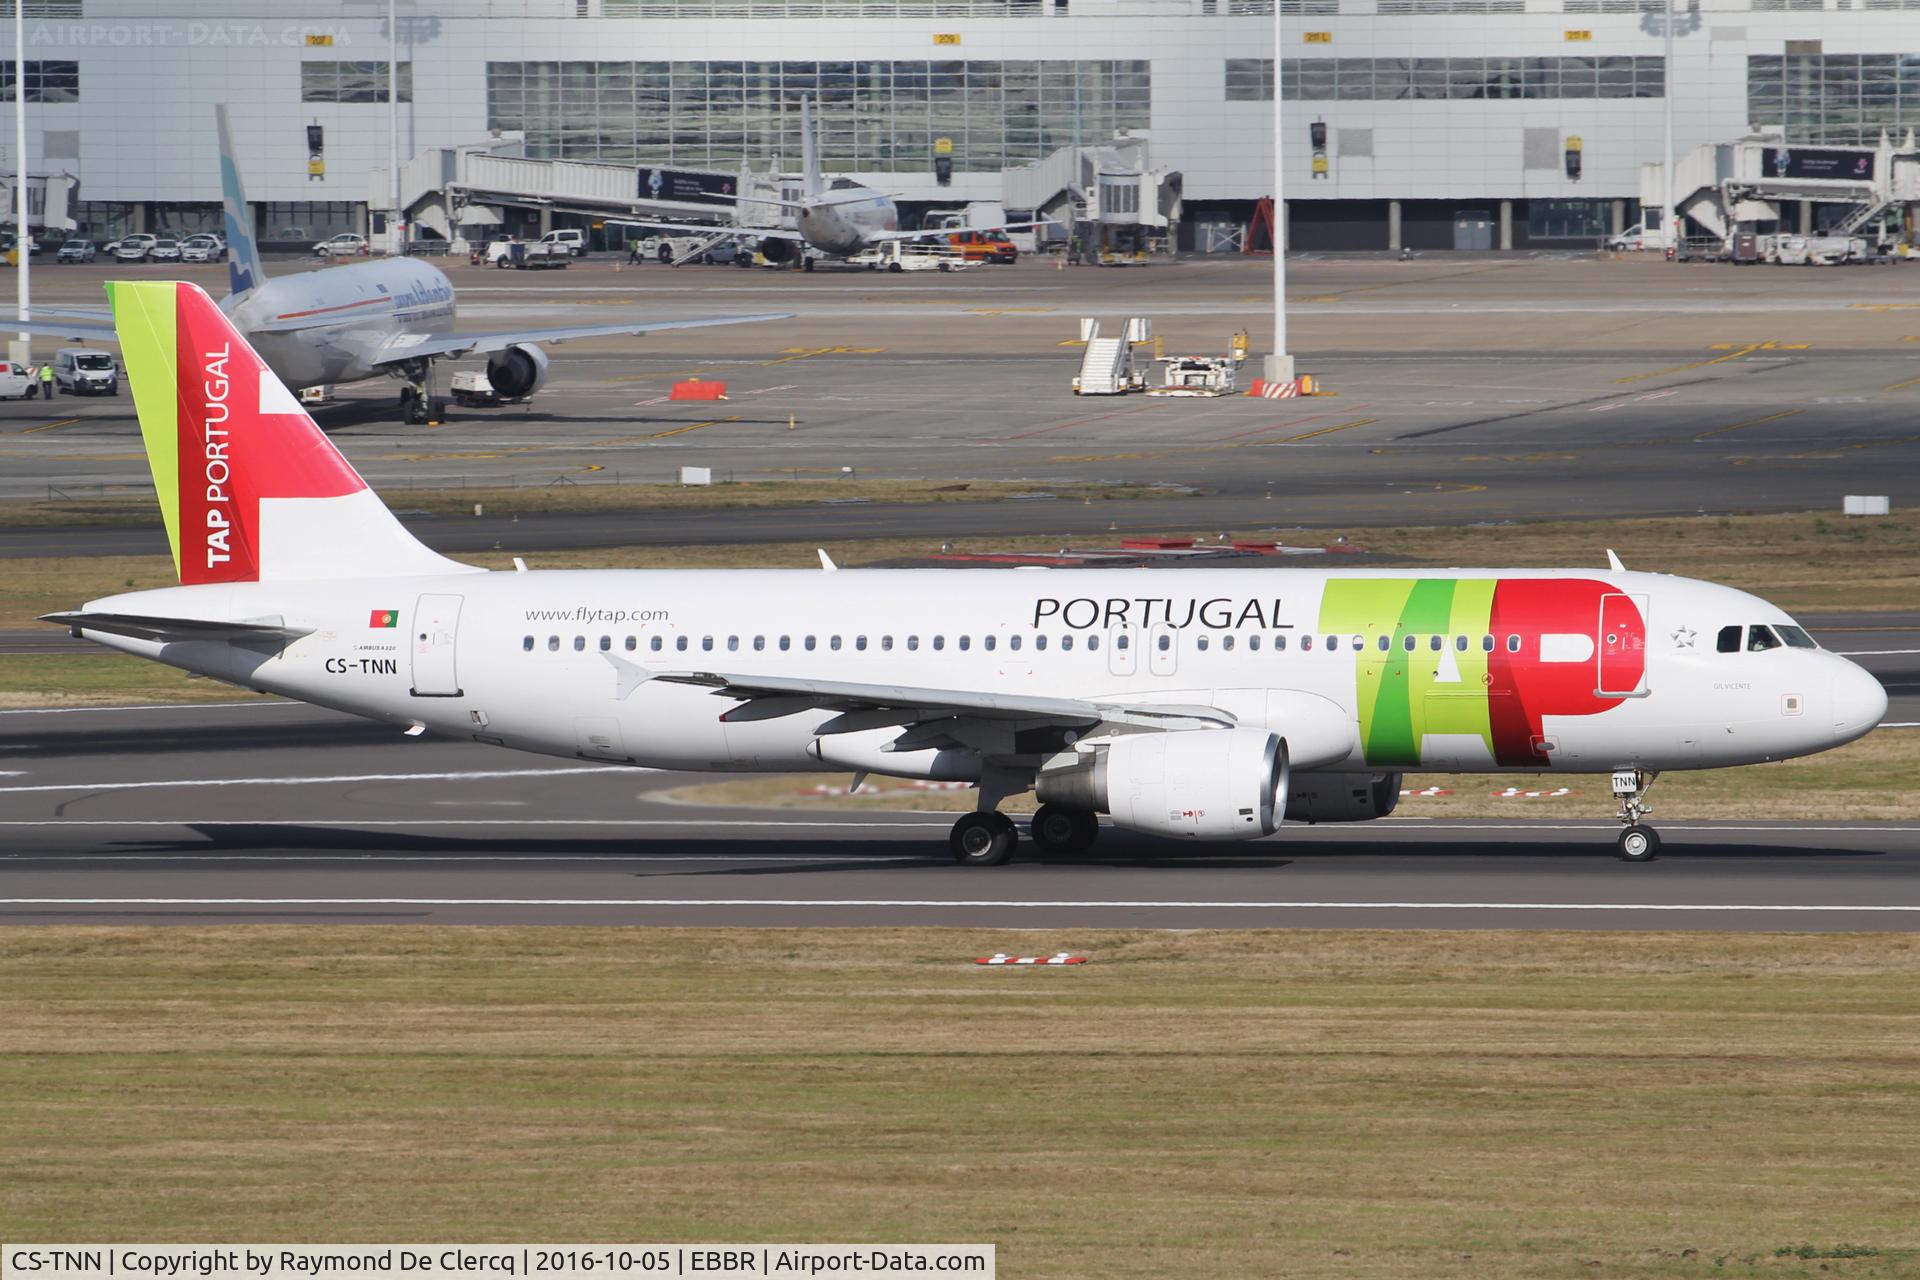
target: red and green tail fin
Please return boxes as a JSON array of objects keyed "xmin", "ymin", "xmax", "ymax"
[{"xmin": 107, "ymin": 280, "xmax": 474, "ymax": 585}]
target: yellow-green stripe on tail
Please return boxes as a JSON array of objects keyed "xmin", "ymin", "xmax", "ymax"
[{"xmin": 106, "ymin": 280, "xmax": 183, "ymax": 580}]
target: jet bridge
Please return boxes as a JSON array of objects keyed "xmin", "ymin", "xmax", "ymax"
[{"xmin": 1645, "ymin": 129, "xmax": 1920, "ymax": 243}]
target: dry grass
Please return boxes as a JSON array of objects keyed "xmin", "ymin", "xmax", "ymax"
[
  {"xmin": 667, "ymin": 732, "xmax": 1920, "ymax": 822},
  {"xmin": 2, "ymin": 928, "xmax": 1918, "ymax": 1278},
  {"xmin": 0, "ymin": 653, "xmax": 271, "ymax": 707}
]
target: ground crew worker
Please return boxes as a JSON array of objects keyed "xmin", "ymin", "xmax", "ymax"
[{"xmin": 40, "ymin": 362, "xmax": 55, "ymax": 397}]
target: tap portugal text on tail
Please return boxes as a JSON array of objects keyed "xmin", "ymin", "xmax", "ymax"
[{"xmin": 45, "ymin": 281, "xmax": 1889, "ymax": 865}]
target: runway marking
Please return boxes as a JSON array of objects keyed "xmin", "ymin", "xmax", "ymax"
[
  {"xmin": 18, "ymin": 417, "xmax": 79, "ymax": 435},
  {"xmin": 1282, "ymin": 417, "xmax": 1378, "ymax": 443},
  {"xmin": 1693, "ymin": 408, "xmax": 1804, "ymax": 441},
  {"xmin": 6, "ymin": 898, "xmax": 1920, "ymax": 913},
  {"xmin": 0, "ymin": 767, "xmax": 642, "ymax": 795},
  {"xmin": 1885, "ymin": 375, "xmax": 1920, "ymax": 392},
  {"xmin": 649, "ymin": 414, "xmax": 743, "ymax": 439},
  {"xmin": 0, "ymin": 701, "xmax": 287, "ymax": 715}
]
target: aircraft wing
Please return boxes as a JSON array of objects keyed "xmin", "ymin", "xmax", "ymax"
[
  {"xmin": 3, "ymin": 316, "xmax": 118, "ymax": 342},
  {"xmin": 654, "ymin": 670, "xmax": 1234, "ymax": 731},
  {"xmin": 40, "ymin": 611, "xmax": 313, "ymax": 646},
  {"xmin": 367, "ymin": 312, "xmax": 793, "ymax": 366}
]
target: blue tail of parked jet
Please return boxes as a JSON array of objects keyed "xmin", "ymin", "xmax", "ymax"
[{"xmin": 215, "ymin": 104, "xmax": 267, "ymax": 299}]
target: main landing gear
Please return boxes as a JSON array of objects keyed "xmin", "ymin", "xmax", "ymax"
[
  {"xmin": 1612, "ymin": 768, "xmax": 1660, "ymax": 862},
  {"xmin": 946, "ymin": 805, "xmax": 1101, "ymax": 866},
  {"xmin": 395, "ymin": 361, "xmax": 444, "ymax": 426}
]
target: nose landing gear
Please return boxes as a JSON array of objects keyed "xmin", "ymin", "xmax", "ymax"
[{"xmin": 1612, "ymin": 768, "xmax": 1660, "ymax": 861}]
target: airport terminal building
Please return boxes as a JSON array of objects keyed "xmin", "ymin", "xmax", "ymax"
[{"xmin": 6, "ymin": 0, "xmax": 1920, "ymax": 250}]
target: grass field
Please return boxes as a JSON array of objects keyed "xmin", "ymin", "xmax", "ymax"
[
  {"xmin": 3, "ymin": 928, "xmax": 1918, "ymax": 1278},
  {"xmin": 0, "ymin": 653, "xmax": 266, "ymax": 707}
]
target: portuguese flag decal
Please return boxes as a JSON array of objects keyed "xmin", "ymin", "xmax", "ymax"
[{"xmin": 369, "ymin": 608, "xmax": 399, "ymax": 629}]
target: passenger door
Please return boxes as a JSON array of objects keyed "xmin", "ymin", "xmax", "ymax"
[
  {"xmin": 410, "ymin": 593, "xmax": 464, "ymax": 697},
  {"xmin": 1597, "ymin": 593, "xmax": 1650, "ymax": 697}
]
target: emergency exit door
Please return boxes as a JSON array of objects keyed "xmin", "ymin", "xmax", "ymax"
[
  {"xmin": 1597, "ymin": 593, "xmax": 1650, "ymax": 697},
  {"xmin": 410, "ymin": 593, "xmax": 464, "ymax": 697}
]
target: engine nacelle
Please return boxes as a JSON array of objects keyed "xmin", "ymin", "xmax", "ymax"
[
  {"xmin": 1284, "ymin": 772, "xmax": 1402, "ymax": 824},
  {"xmin": 1036, "ymin": 728, "xmax": 1287, "ymax": 841},
  {"xmin": 485, "ymin": 343, "xmax": 550, "ymax": 399},
  {"xmin": 754, "ymin": 236, "xmax": 798, "ymax": 265}
]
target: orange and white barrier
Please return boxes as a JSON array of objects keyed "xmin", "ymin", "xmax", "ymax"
[
  {"xmin": 670, "ymin": 379, "xmax": 728, "ymax": 401},
  {"xmin": 975, "ymin": 953, "xmax": 1088, "ymax": 966}
]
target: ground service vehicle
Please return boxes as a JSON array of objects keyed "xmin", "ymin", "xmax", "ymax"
[
  {"xmin": 946, "ymin": 229, "xmax": 1018, "ymax": 263},
  {"xmin": 52, "ymin": 348, "xmax": 118, "ymax": 395}
]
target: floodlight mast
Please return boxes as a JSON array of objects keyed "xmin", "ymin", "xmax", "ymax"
[{"xmin": 1266, "ymin": 1, "xmax": 1293, "ymax": 385}]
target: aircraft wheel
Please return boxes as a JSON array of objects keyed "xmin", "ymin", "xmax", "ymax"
[
  {"xmin": 1030, "ymin": 804, "xmax": 1098, "ymax": 856},
  {"xmin": 950, "ymin": 812, "xmax": 1017, "ymax": 867},
  {"xmin": 1617, "ymin": 825, "xmax": 1660, "ymax": 862}
]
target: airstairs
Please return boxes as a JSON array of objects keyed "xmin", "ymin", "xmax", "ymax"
[
  {"xmin": 1646, "ymin": 129, "xmax": 1920, "ymax": 245},
  {"xmin": 1071, "ymin": 319, "xmax": 1148, "ymax": 396}
]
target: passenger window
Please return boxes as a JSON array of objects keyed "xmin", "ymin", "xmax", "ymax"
[
  {"xmin": 522, "ymin": 635, "xmax": 534, "ymax": 652},
  {"xmin": 882, "ymin": 636, "xmax": 894, "ymax": 651},
  {"xmin": 1116, "ymin": 634, "xmax": 1129, "ymax": 651},
  {"xmin": 701, "ymin": 636, "xmax": 714, "ymax": 652},
  {"xmin": 932, "ymin": 635, "xmax": 945, "ymax": 651},
  {"xmin": 779, "ymin": 636, "xmax": 791, "ymax": 651},
  {"xmin": 1274, "ymin": 634, "xmax": 1287, "ymax": 652},
  {"xmin": 1324, "ymin": 635, "xmax": 1336, "ymax": 651},
  {"xmin": 831, "ymin": 635, "xmax": 842, "ymax": 651},
  {"xmin": 1403, "ymin": 635, "xmax": 1417, "ymax": 652},
  {"xmin": 1156, "ymin": 634, "xmax": 1170, "ymax": 652},
  {"xmin": 1716, "ymin": 625, "xmax": 1742, "ymax": 654},
  {"xmin": 651, "ymin": 636, "xmax": 663, "ymax": 652},
  {"xmin": 676, "ymin": 636, "xmax": 689, "ymax": 652},
  {"xmin": 625, "ymin": 636, "xmax": 636, "ymax": 652},
  {"xmin": 548, "ymin": 636, "xmax": 559, "ymax": 651},
  {"xmin": 1455, "ymin": 635, "xmax": 1467, "ymax": 652},
  {"xmin": 1010, "ymin": 635, "xmax": 1022, "ymax": 651},
  {"xmin": 752, "ymin": 636, "xmax": 765, "ymax": 651},
  {"xmin": 1506, "ymin": 635, "xmax": 1521, "ymax": 653},
  {"xmin": 1481, "ymin": 635, "xmax": 1494, "ymax": 652},
  {"xmin": 1430, "ymin": 635, "xmax": 1443, "ymax": 651},
  {"xmin": 1221, "ymin": 635, "xmax": 1233, "ymax": 652},
  {"xmin": 1087, "ymin": 635, "xmax": 1099, "ymax": 651},
  {"xmin": 984, "ymin": 635, "xmax": 996, "ymax": 651},
  {"xmin": 1778, "ymin": 624, "xmax": 1817, "ymax": 650},
  {"xmin": 1352, "ymin": 636, "xmax": 1366, "ymax": 651},
  {"xmin": 1301, "ymin": 634, "xmax": 1313, "ymax": 652},
  {"xmin": 805, "ymin": 636, "xmax": 817, "ymax": 651},
  {"xmin": 1748, "ymin": 625, "xmax": 1782, "ymax": 652},
  {"xmin": 1247, "ymin": 635, "xmax": 1259, "ymax": 652},
  {"xmin": 856, "ymin": 635, "xmax": 868, "ymax": 651},
  {"xmin": 1196, "ymin": 636, "xmax": 1209, "ymax": 652},
  {"xmin": 1377, "ymin": 635, "xmax": 1390, "ymax": 652},
  {"xmin": 727, "ymin": 636, "xmax": 739, "ymax": 652},
  {"xmin": 599, "ymin": 636, "xmax": 611, "ymax": 652},
  {"xmin": 1061, "ymin": 635, "xmax": 1073, "ymax": 651},
  {"xmin": 958, "ymin": 635, "xmax": 970, "ymax": 651},
  {"xmin": 1035, "ymin": 635, "xmax": 1048, "ymax": 651},
  {"xmin": 573, "ymin": 636, "xmax": 586, "ymax": 652},
  {"xmin": 907, "ymin": 636, "xmax": 919, "ymax": 651}
]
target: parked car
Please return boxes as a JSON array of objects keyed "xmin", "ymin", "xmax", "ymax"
[
  {"xmin": 539, "ymin": 228, "xmax": 587, "ymax": 257},
  {"xmin": 55, "ymin": 239, "xmax": 96, "ymax": 263},
  {"xmin": 314, "ymin": 232, "xmax": 369, "ymax": 258},
  {"xmin": 53, "ymin": 347, "xmax": 118, "ymax": 396},
  {"xmin": 180, "ymin": 233, "xmax": 226, "ymax": 263},
  {"xmin": 148, "ymin": 238, "xmax": 183, "ymax": 263},
  {"xmin": 0, "ymin": 360, "xmax": 32, "ymax": 399},
  {"xmin": 113, "ymin": 234, "xmax": 158, "ymax": 261}
]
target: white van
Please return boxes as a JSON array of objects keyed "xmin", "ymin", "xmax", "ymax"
[
  {"xmin": 54, "ymin": 347, "xmax": 119, "ymax": 395},
  {"xmin": 539, "ymin": 229, "xmax": 586, "ymax": 257},
  {"xmin": 0, "ymin": 361, "xmax": 33, "ymax": 399}
]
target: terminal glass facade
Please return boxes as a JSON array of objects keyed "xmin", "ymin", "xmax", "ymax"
[
  {"xmin": 1747, "ymin": 53, "xmax": 1920, "ymax": 145},
  {"xmin": 485, "ymin": 59, "xmax": 1150, "ymax": 170},
  {"xmin": 0, "ymin": 61, "xmax": 79, "ymax": 104},
  {"xmin": 301, "ymin": 62, "xmax": 414, "ymax": 104},
  {"xmin": 1227, "ymin": 55, "xmax": 1664, "ymax": 100}
]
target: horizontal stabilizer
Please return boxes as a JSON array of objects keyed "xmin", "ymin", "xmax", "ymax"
[{"xmin": 40, "ymin": 611, "xmax": 313, "ymax": 646}]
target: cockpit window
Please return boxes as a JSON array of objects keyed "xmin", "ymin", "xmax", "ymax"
[
  {"xmin": 1747, "ymin": 625, "xmax": 1782, "ymax": 652},
  {"xmin": 1777, "ymin": 624, "xmax": 1817, "ymax": 650},
  {"xmin": 1716, "ymin": 625, "xmax": 1742, "ymax": 654}
]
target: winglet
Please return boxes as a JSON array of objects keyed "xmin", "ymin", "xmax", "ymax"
[
  {"xmin": 1606, "ymin": 549, "xmax": 1626, "ymax": 573},
  {"xmin": 818, "ymin": 548, "xmax": 837, "ymax": 571}
]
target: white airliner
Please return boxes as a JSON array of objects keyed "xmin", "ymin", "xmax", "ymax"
[
  {"xmin": 49, "ymin": 281, "xmax": 1887, "ymax": 864},
  {"xmin": 21, "ymin": 106, "xmax": 787, "ymax": 421},
  {"xmin": 647, "ymin": 100, "xmax": 1041, "ymax": 269}
]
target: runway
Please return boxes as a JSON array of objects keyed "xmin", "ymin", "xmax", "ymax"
[{"xmin": 3, "ymin": 701, "xmax": 1916, "ymax": 930}]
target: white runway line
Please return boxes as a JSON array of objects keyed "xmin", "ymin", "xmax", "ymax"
[
  {"xmin": 4, "ymin": 898, "xmax": 1920, "ymax": 913},
  {"xmin": 0, "ymin": 766, "xmax": 642, "ymax": 794}
]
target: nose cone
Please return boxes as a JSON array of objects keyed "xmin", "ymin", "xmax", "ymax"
[{"xmin": 1830, "ymin": 660, "xmax": 1889, "ymax": 745}]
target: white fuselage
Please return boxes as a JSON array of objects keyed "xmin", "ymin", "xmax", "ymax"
[
  {"xmin": 225, "ymin": 258, "xmax": 456, "ymax": 390},
  {"xmin": 77, "ymin": 567, "xmax": 1887, "ymax": 779},
  {"xmin": 795, "ymin": 189, "xmax": 902, "ymax": 257}
]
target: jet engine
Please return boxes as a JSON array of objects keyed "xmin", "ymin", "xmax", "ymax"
[
  {"xmin": 1035, "ymin": 728, "xmax": 1287, "ymax": 841},
  {"xmin": 754, "ymin": 236, "xmax": 798, "ymax": 265},
  {"xmin": 1284, "ymin": 772, "xmax": 1402, "ymax": 823},
  {"xmin": 485, "ymin": 343, "xmax": 550, "ymax": 399}
]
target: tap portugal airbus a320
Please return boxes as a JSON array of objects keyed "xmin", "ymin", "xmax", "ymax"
[{"xmin": 48, "ymin": 282, "xmax": 1888, "ymax": 864}]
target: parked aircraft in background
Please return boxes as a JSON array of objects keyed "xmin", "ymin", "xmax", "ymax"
[
  {"xmin": 18, "ymin": 107, "xmax": 787, "ymax": 422},
  {"xmin": 645, "ymin": 99, "xmax": 1045, "ymax": 270},
  {"xmin": 49, "ymin": 281, "xmax": 1888, "ymax": 865}
]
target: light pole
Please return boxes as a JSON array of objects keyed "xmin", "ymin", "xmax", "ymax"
[
  {"xmin": 13, "ymin": 0, "xmax": 29, "ymax": 363},
  {"xmin": 1662, "ymin": 0, "xmax": 1676, "ymax": 255},
  {"xmin": 1265, "ymin": 1, "xmax": 1292, "ymax": 385},
  {"xmin": 387, "ymin": 0, "xmax": 401, "ymax": 255}
]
